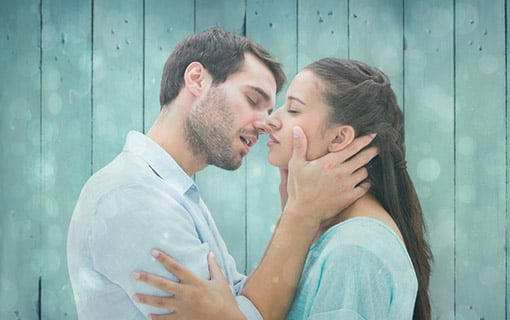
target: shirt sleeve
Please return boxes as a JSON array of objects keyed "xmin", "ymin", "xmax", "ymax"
[
  {"xmin": 88, "ymin": 184, "xmax": 262, "ymax": 319},
  {"xmin": 307, "ymin": 245, "xmax": 394, "ymax": 320},
  {"xmin": 88, "ymin": 184, "xmax": 211, "ymax": 317}
]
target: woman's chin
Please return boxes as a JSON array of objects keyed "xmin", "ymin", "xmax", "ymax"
[{"xmin": 267, "ymin": 154, "xmax": 289, "ymax": 169}]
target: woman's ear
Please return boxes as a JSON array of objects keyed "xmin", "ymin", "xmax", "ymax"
[
  {"xmin": 328, "ymin": 125, "xmax": 355, "ymax": 152},
  {"xmin": 183, "ymin": 62, "xmax": 207, "ymax": 96}
]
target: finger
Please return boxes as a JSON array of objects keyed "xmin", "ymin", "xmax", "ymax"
[
  {"xmin": 290, "ymin": 126, "xmax": 308, "ymax": 164},
  {"xmin": 151, "ymin": 249, "xmax": 201, "ymax": 284},
  {"xmin": 132, "ymin": 271, "xmax": 181, "ymax": 294},
  {"xmin": 344, "ymin": 146, "xmax": 378, "ymax": 173},
  {"xmin": 133, "ymin": 294, "xmax": 176, "ymax": 310},
  {"xmin": 207, "ymin": 252, "xmax": 226, "ymax": 282},
  {"xmin": 322, "ymin": 134, "xmax": 377, "ymax": 165}
]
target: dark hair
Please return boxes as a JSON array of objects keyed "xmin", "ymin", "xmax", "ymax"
[
  {"xmin": 159, "ymin": 27, "xmax": 286, "ymax": 108},
  {"xmin": 306, "ymin": 58, "xmax": 432, "ymax": 320}
]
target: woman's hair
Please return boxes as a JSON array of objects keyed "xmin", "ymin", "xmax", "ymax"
[
  {"xmin": 306, "ymin": 58, "xmax": 432, "ymax": 320},
  {"xmin": 159, "ymin": 27, "xmax": 286, "ymax": 108}
]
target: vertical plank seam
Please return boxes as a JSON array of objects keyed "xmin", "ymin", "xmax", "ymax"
[
  {"xmin": 453, "ymin": 0, "xmax": 457, "ymax": 317},
  {"xmin": 244, "ymin": 158, "xmax": 248, "ymax": 274},
  {"xmin": 347, "ymin": 0, "xmax": 350, "ymax": 59},
  {"xmin": 295, "ymin": 0, "xmax": 299, "ymax": 72},
  {"xmin": 38, "ymin": 0, "xmax": 43, "ymax": 318},
  {"xmin": 242, "ymin": 0, "xmax": 247, "ymax": 36},
  {"xmin": 243, "ymin": 0, "xmax": 248, "ymax": 274},
  {"xmin": 142, "ymin": 0, "xmax": 146, "ymax": 133},
  {"xmin": 402, "ymin": 0, "xmax": 405, "ymax": 115},
  {"xmin": 91, "ymin": 0, "xmax": 95, "ymax": 175},
  {"xmin": 505, "ymin": 0, "xmax": 509, "ymax": 318},
  {"xmin": 194, "ymin": 0, "xmax": 197, "ymax": 32}
]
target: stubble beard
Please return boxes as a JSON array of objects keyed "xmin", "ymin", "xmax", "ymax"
[{"xmin": 185, "ymin": 87, "xmax": 244, "ymax": 171}]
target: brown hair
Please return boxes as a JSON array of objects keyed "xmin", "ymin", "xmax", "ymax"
[
  {"xmin": 306, "ymin": 58, "xmax": 432, "ymax": 320},
  {"xmin": 159, "ymin": 27, "xmax": 286, "ymax": 108}
]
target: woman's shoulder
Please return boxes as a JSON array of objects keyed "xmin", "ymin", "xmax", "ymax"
[{"xmin": 315, "ymin": 217, "xmax": 414, "ymax": 272}]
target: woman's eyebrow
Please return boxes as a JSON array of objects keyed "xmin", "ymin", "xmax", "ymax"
[{"xmin": 288, "ymin": 95, "xmax": 306, "ymax": 106}]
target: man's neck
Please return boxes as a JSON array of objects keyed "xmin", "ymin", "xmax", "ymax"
[{"xmin": 147, "ymin": 107, "xmax": 207, "ymax": 176}]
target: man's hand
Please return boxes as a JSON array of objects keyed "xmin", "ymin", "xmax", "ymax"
[
  {"xmin": 133, "ymin": 250, "xmax": 245, "ymax": 320},
  {"xmin": 284, "ymin": 126, "xmax": 377, "ymax": 227}
]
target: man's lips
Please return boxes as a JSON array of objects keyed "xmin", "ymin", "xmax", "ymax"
[{"xmin": 240, "ymin": 134, "xmax": 258, "ymax": 151}]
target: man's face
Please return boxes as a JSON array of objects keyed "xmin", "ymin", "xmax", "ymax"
[{"xmin": 185, "ymin": 53, "xmax": 277, "ymax": 170}]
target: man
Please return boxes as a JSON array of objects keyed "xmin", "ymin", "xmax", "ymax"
[{"xmin": 67, "ymin": 28, "xmax": 376, "ymax": 319}]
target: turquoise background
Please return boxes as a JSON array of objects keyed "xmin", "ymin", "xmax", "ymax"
[{"xmin": 0, "ymin": 0, "xmax": 508, "ymax": 319}]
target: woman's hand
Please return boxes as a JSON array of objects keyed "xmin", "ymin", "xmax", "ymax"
[
  {"xmin": 285, "ymin": 126, "xmax": 377, "ymax": 226},
  {"xmin": 132, "ymin": 250, "xmax": 245, "ymax": 320}
]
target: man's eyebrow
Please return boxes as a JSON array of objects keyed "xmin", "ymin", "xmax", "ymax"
[
  {"xmin": 288, "ymin": 95, "xmax": 306, "ymax": 106},
  {"xmin": 248, "ymin": 86, "xmax": 271, "ymax": 102}
]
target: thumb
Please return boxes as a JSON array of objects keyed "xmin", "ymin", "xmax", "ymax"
[
  {"xmin": 207, "ymin": 252, "xmax": 226, "ymax": 281},
  {"xmin": 291, "ymin": 126, "xmax": 307, "ymax": 164}
]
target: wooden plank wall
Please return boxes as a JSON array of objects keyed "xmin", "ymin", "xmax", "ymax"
[{"xmin": 0, "ymin": 0, "xmax": 507, "ymax": 319}]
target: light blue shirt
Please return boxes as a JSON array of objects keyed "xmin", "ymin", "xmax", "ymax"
[
  {"xmin": 67, "ymin": 131, "xmax": 261, "ymax": 319},
  {"xmin": 286, "ymin": 217, "xmax": 418, "ymax": 320}
]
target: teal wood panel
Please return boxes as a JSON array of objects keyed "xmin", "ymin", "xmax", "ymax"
[
  {"xmin": 455, "ymin": 1, "xmax": 507, "ymax": 318},
  {"xmin": 40, "ymin": 0, "xmax": 92, "ymax": 318},
  {"xmin": 1, "ymin": 0, "xmax": 510, "ymax": 317},
  {"xmin": 297, "ymin": 0, "xmax": 348, "ymax": 68},
  {"xmin": 144, "ymin": 1, "xmax": 194, "ymax": 130},
  {"xmin": 194, "ymin": 0, "xmax": 249, "ymax": 273},
  {"xmin": 507, "ymin": 0, "xmax": 510, "ymax": 313},
  {"xmin": 245, "ymin": 0, "xmax": 298, "ymax": 273},
  {"xmin": 92, "ymin": 0, "xmax": 144, "ymax": 171},
  {"xmin": 196, "ymin": 0, "xmax": 246, "ymax": 34},
  {"xmin": 404, "ymin": 1, "xmax": 455, "ymax": 318},
  {"xmin": 349, "ymin": 0, "xmax": 404, "ymax": 102},
  {"xmin": 0, "ymin": 1, "xmax": 42, "ymax": 319}
]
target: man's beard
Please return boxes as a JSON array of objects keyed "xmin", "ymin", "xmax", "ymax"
[{"xmin": 185, "ymin": 87, "xmax": 244, "ymax": 171}]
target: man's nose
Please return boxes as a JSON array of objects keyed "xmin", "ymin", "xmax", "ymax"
[{"xmin": 254, "ymin": 118, "xmax": 272, "ymax": 134}]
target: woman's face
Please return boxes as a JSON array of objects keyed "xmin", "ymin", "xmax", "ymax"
[{"xmin": 266, "ymin": 69, "xmax": 341, "ymax": 169}]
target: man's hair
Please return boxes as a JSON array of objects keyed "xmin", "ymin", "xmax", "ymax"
[{"xmin": 160, "ymin": 27, "xmax": 286, "ymax": 108}]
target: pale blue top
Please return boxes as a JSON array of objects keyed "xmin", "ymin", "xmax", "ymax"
[
  {"xmin": 67, "ymin": 131, "xmax": 261, "ymax": 320},
  {"xmin": 286, "ymin": 217, "xmax": 418, "ymax": 320}
]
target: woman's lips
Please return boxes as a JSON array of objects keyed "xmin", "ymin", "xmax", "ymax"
[{"xmin": 267, "ymin": 134, "xmax": 279, "ymax": 147}]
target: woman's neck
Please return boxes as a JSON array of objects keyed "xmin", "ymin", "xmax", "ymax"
[{"xmin": 313, "ymin": 193, "xmax": 403, "ymax": 243}]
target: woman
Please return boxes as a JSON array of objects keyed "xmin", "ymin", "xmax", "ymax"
[{"xmin": 133, "ymin": 58, "xmax": 432, "ymax": 319}]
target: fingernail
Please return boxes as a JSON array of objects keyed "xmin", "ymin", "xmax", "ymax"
[
  {"xmin": 133, "ymin": 294, "xmax": 140, "ymax": 302},
  {"xmin": 132, "ymin": 272, "xmax": 141, "ymax": 280},
  {"xmin": 209, "ymin": 252, "xmax": 215, "ymax": 259},
  {"xmin": 370, "ymin": 133, "xmax": 377, "ymax": 138},
  {"xmin": 151, "ymin": 249, "xmax": 160, "ymax": 258}
]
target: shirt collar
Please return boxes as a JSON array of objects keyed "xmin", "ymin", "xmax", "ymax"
[{"xmin": 123, "ymin": 130, "xmax": 197, "ymax": 197}]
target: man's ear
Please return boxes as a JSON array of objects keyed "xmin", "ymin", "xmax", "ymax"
[
  {"xmin": 328, "ymin": 125, "xmax": 355, "ymax": 152},
  {"xmin": 183, "ymin": 62, "xmax": 207, "ymax": 96}
]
